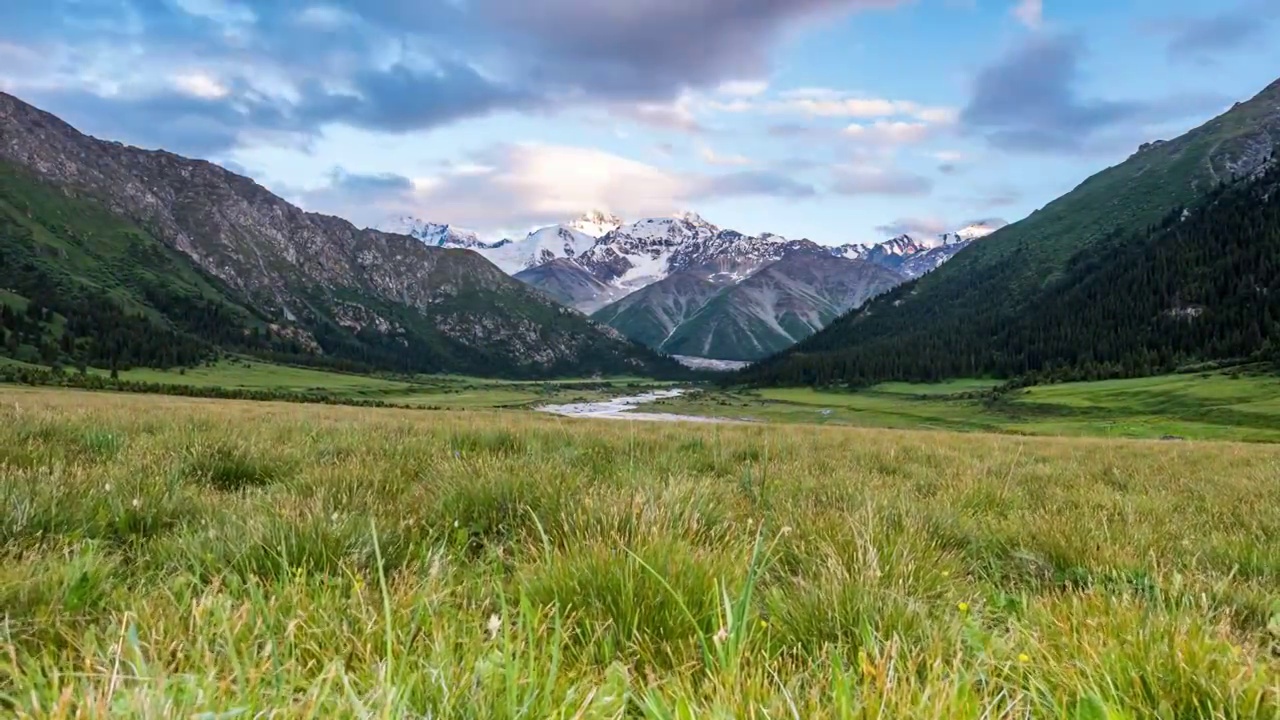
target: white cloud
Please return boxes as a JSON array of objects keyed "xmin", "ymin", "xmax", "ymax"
[
  {"xmin": 875, "ymin": 216, "xmax": 950, "ymax": 237},
  {"xmin": 764, "ymin": 89, "xmax": 958, "ymax": 126},
  {"xmin": 301, "ymin": 143, "xmax": 816, "ymax": 236},
  {"xmin": 915, "ymin": 106, "xmax": 959, "ymax": 124},
  {"xmin": 1013, "ymin": 0, "xmax": 1044, "ymax": 29},
  {"xmin": 699, "ymin": 144, "xmax": 753, "ymax": 166},
  {"xmin": 788, "ymin": 96, "xmax": 913, "ymax": 118},
  {"xmin": 708, "ymin": 98, "xmax": 755, "ymax": 113},
  {"xmin": 172, "ymin": 0, "xmax": 257, "ymax": 30},
  {"xmin": 933, "ymin": 150, "xmax": 966, "ymax": 162},
  {"xmin": 295, "ymin": 5, "xmax": 361, "ymax": 29},
  {"xmin": 171, "ymin": 71, "xmax": 230, "ymax": 99},
  {"xmin": 614, "ymin": 92, "xmax": 703, "ymax": 132},
  {"xmin": 843, "ymin": 120, "xmax": 932, "ymax": 144},
  {"xmin": 717, "ymin": 79, "xmax": 770, "ymax": 97},
  {"xmin": 384, "ymin": 145, "xmax": 692, "ymax": 233}
]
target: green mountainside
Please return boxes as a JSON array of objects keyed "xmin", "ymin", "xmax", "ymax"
[
  {"xmin": 741, "ymin": 77, "xmax": 1280, "ymax": 387},
  {"xmin": 0, "ymin": 93, "xmax": 687, "ymax": 379}
]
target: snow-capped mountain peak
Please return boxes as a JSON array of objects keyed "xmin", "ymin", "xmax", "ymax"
[
  {"xmin": 382, "ymin": 216, "xmax": 487, "ymax": 249},
  {"xmin": 953, "ymin": 219, "xmax": 1007, "ymax": 240},
  {"xmin": 568, "ymin": 210, "xmax": 623, "ymax": 238},
  {"xmin": 457, "ymin": 224, "xmax": 597, "ymax": 274}
]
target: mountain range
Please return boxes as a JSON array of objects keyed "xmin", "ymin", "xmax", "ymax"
[
  {"xmin": 0, "ymin": 92, "xmax": 687, "ymax": 379},
  {"xmin": 740, "ymin": 77, "xmax": 1280, "ymax": 387},
  {"xmin": 389, "ymin": 211, "xmax": 1003, "ymax": 359},
  {"xmin": 6, "ymin": 71, "xmax": 1271, "ymax": 388}
]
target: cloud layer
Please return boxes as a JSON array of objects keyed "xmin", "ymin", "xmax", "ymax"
[
  {"xmin": 294, "ymin": 144, "xmax": 822, "ymax": 235},
  {"xmin": 960, "ymin": 33, "xmax": 1232, "ymax": 153},
  {"xmin": 0, "ymin": 0, "xmax": 909, "ymax": 155}
]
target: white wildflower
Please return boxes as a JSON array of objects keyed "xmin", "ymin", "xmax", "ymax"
[{"xmin": 486, "ymin": 613, "xmax": 502, "ymax": 640}]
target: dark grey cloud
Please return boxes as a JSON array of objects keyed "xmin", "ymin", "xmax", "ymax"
[
  {"xmin": 1147, "ymin": 2, "xmax": 1280, "ymax": 64},
  {"xmin": 960, "ymin": 33, "xmax": 1236, "ymax": 154},
  {"xmin": 19, "ymin": 60, "xmax": 534, "ymax": 157},
  {"xmin": 296, "ymin": 63, "xmax": 537, "ymax": 134},
  {"xmin": 26, "ymin": 81, "xmax": 297, "ymax": 156},
  {"xmin": 468, "ymin": 0, "xmax": 905, "ymax": 101},
  {"xmin": 325, "ymin": 168, "xmax": 414, "ymax": 196},
  {"xmin": 961, "ymin": 34, "xmax": 1144, "ymax": 153},
  {"xmin": 0, "ymin": 0, "xmax": 910, "ymax": 157}
]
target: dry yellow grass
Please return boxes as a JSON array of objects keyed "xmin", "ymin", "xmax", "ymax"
[{"xmin": 2, "ymin": 387, "xmax": 1279, "ymax": 718}]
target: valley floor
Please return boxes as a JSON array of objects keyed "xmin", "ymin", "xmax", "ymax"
[
  {"xmin": 7, "ymin": 356, "xmax": 1280, "ymax": 442},
  {"xmin": 1, "ymin": 388, "xmax": 1277, "ymax": 717},
  {"xmin": 646, "ymin": 371, "xmax": 1280, "ymax": 443}
]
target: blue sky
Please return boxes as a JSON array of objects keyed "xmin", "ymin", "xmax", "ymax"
[{"xmin": 1, "ymin": 0, "xmax": 1278, "ymax": 245}]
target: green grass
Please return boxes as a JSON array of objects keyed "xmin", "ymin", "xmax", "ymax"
[
  {"xmin": 94, "ymin": 358, "xmax": 673, "ymax": 409},
  {"xmin": 653, "ymin": 372, "xmax": 1280, "ymax": 442},
  {"xmin": 1, "ymin": 388, "xmax": 1277, "ymax": 717},
  {"xmin": 0, "ymin": 289, "xmax": 29, "ymax": 311}
]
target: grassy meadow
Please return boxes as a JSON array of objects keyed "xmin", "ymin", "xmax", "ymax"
[
  {"xmin": 2, "ymin": 387, "xmax": 1279, "ymax": 717},
  {"xmin": 653, "ymin": 371, "xmax": 1280, "ymax": 443},
  {"xmin": 7, "ymin": 357, "xmax": 674, "ymax": 410}
]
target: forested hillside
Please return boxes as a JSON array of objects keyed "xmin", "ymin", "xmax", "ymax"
[
  {"xmin": 739, "ymin": 78, "xmax": 1280, "ymax": 388},
  {"xmin": 0, "ymin": 160, "xmax": 281, "ymax": 372},
  {"xmin": 741, "ymin": 161, "xmax": 1280, "ymax": 387}
]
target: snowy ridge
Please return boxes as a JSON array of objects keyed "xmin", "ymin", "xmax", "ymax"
[
  {"xmin": 481, "ymin": 225, "xmax": 599, "ymax": 274},
  {"xmin": 383, "ymin": 216, "xmax": 491, "ymax": 249},
  {"xmin": 568, "ymin": 210, "xmax": 624, "ymax": 238},
  {"xmin": 383, "ymin": 210, "xmax": 1002, "ymax": 303}
]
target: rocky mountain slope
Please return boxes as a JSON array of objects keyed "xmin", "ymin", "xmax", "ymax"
[
  {"xmin": 512, "ymin": 259, "xmax": 620, "ymax": 314},
  {"xmin": 594, "ymin": 251, "xmax": 905, "ymax": 361},
  {"xmin": 0, "ymin": 92, "xmax": 686, "ymax": 378},
  {"xmin": 740, "ymin": 76, "xmax": 1280, "ymax": 387}
]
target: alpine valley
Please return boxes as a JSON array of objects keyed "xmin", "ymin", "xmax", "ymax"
[{"xmin": 388, "ymin": 212, "xmax": 1005, "ymax": 361}]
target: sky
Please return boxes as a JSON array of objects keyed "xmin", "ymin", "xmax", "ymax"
[{"xmin": 2, "ymin": 1, "xmax": 1279, "ymax": 245}]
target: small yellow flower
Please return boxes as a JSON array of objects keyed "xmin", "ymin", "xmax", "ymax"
[
  {"xmin": 941, "ymin": 570, "xmax": 950, "ymax": 578},
  {"xmin": 759, "ymin": 620, "xmax": 768, "ymax": 628},
  {"xmin": 957, "ymin": 601, "xmax": 970, "ymax": 613},
  {"xmin": 1017, "ymin": 653, "xmax": 1030, "ymax": 664}
]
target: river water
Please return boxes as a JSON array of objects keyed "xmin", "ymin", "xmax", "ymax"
[{"xmin": 534, "ymin": 388, "xmax": 732, "ymax": 423}]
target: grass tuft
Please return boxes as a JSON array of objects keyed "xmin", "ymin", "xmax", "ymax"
[{"xmin": 181, "ymin": 441, "xmax": 285, "ymax": 492}]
